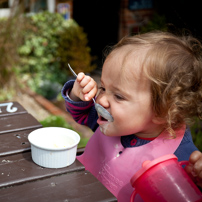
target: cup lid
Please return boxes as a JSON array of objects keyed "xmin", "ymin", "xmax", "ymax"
[{"xmin": 130, "ymin": 154, "xmax": 178, "ymax": 186}]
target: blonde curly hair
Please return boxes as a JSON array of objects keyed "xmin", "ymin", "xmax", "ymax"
[{"xmin": 106, "ymin": 31, "xmax": 202, "ymax": 136}]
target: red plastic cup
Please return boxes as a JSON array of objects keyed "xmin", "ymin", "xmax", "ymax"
[{"xmin": 130, "ymin": 154, "xmax": 202, "ymax": 202}]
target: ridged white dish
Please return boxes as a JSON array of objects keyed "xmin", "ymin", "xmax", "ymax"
[{"xmin": 28, "ymin": 127, "xmax": 80, "ymax": 168}]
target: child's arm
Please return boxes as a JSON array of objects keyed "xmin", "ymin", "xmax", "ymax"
[
  {"xmin": 185, "ymin": 150, "xmax": 202, "ymax": 188},
  {"xmin": 61, "ymin": 74, "xmax": 99, "ymax": 132},
  {"xmin": 69, "ymin": 72, "xmax": 98, "ymax": 102}
]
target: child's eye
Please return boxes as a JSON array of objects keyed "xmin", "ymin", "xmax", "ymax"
[{"xmin": 114, "ymin": 94, "xmax": 124, "ymax": 100}]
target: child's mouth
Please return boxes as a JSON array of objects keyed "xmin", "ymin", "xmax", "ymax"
[
  {"xmin": 101, "ymin": 116, "xmax": 107, "ymax": 121},
  {"xmin": 97, "ymin": 115, "xmax": 109, "ymax": 125}
]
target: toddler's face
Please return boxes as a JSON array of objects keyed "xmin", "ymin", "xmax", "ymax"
[{"xmin": 96, "ymin": 46, "xmax": 164, "ymax": 138}]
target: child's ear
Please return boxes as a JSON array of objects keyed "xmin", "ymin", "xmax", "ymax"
[{"xmin": 152, "ymin": 116, "xmax": 166, "ymax": 125}]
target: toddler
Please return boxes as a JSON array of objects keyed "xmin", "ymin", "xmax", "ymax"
[{"xmin": 62, "ymin": 31, "xmax": 202, "ymax": 201}]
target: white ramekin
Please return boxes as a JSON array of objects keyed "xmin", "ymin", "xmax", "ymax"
[{"xmin": 28, "ymin": 127, "xmax": 80, "ymax": 168}]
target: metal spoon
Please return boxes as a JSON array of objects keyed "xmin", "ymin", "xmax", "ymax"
[{"xmin": 68, "ymin": 64, "xmax": 114, "ymax": 122}]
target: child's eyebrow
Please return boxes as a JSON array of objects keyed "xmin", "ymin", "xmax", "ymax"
[
  {"xmin": 100, "ymin": 78, "xmax": 129, "ymax": 96},
  {"xmin": 100, "ymin": 79, "xmax": 121, "ymax": 90}
]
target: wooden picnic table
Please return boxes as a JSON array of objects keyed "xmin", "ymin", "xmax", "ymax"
[{"xmin": 0, "ymin": 101, "xmax": 117, "ymax": 202}]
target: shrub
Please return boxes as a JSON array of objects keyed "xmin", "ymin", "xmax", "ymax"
[
  {"xmin": 57, "ymin": 19, "xmax": 96, "ymax": 73},
  {"xmin": 18, "ymin": 11, "xmax": 95, "ymax": 99}
]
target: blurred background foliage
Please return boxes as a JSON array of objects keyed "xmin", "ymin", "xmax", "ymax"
[
  {"xmin": 18, "ymin": 11, "xmax": 95, "ymax": 100},
  {"xmin": 191, "ymin": 118, "xmax": 202, "ymax": 151},
  {"xmin": 0, "ymin": 8, "xmax": 95, "ymax": 101},
  {"xmin": 0, "ymin": 7, "xmax": 95, "ymax": 147},
  {"xmin": 0, "ymin": 3, "xmax": 26, "ymax": 100}
]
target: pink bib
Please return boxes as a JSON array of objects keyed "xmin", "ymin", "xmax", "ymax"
[{"xmin": 77, "ymin": 125, "xmax": 185, "ymax": 202}]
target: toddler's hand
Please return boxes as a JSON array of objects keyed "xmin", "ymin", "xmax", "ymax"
[
  {"xmin": 185, "ymin": 150, "xmax": 202, "ymax": 188},
  {"xmin": 70, "ymin": 72, "xmax": 98, "ymax": 102}
]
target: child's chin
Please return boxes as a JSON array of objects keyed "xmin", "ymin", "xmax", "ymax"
[{"xmin": 99, "ymin": 123, "xmax": 111, "ymax": 135}]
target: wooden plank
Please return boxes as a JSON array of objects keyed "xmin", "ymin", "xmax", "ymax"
[
  {"xmin": 0, "ymin": 152, "xmax": 85, "ymax": 188},
  {"xmin": 0, "ymin": 102, "xmax": 27, "ymax": 117},
  {"xmin": 0, "ymin": 128, "xmax": 42, "ymax": 157},
  {"xmin": 0, "ymin": 170, "xmax": 117, "ymax": 202},
  {"xmin": 0, "ymin": 113, "xmax": 42, "ymax": 134},
  {"xmin": 0, "ymin": 128, "xmax": 83, "ymax": 157}
]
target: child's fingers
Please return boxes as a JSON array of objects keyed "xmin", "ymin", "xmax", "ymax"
[
  {"xmin": 198, "ymin": 170, "xmax": 202, "ymax": 179},
  {"xmin": 74, "ymin": 73, "xmax": 97, "ymax": 101},
  {"xmin": 189, "ymin": 151, "xmax": 202, "ymax": 164},
  {"xmin": 189, "ymin": 151, "xmax": 202, "ymax": 175},
  {"xmin": 195, "ymin": 170, "xmax": 202, "ymax": 188},
  {"xmin": 189, "ymin": 151, "xmax": 202, "ymax": 168},
  {"xmin": 84, "ymin": 86, "xmax": 97, "ymax": 101},
  {"xmin": 185, "ymin": 164, "xmax": 193, "ymax": 174},
  {"xmin": 82, "ymin": 78, "xmax": 97, "ymax": 94},
  {"xmin": 79, "ymin": 75, "xmax": 92, "ymax": 88},
  {"xmin": 76, "ymin": 72, "xmax": 85, "ymax": 82},
  {"xmin": 194, "ymin": 159, "xmax": 202, "ymax": 176}
]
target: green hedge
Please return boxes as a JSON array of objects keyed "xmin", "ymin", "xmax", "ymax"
[{"xmin": 18, "ymin": 11, "xmax": 95, "ymax": 99}]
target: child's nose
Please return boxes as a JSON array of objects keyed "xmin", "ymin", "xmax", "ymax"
[{"xmin": 96, "ymin": 94, "xmax": 110, "ymax": 109}]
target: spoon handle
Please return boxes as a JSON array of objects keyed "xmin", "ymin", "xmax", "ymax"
[{"xmin": 68, "ymin": 64, "xmax": 78, "ymax": 77}]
